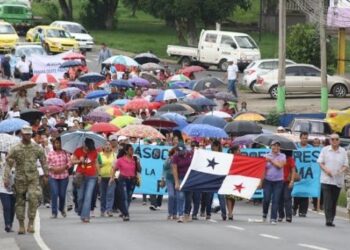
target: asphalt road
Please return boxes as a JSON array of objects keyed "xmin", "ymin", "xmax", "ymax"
[{"xmin": 1, "ymin": 200, "xmax": 349, "ymax": 250}]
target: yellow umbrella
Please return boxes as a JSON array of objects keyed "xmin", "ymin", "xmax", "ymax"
[
  {"xmin": 110, "ymin": 115, "xmax": 137, "ymax": 128},
  {"xmin": 233, "ymin": 112, "xmax": 266, "ymax": 122}
]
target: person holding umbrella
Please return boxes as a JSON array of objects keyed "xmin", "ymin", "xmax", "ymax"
[
  {"xmin": 98, "ymin": 43, "xmax": 112, "ymax": 72},
  {"xmin": 12, "ymin": 89, "xmax": 30, "ymax": 111},
  {"xmin": 0, "ymin": 90, "xmax": 9, "ymax": 119},
  {"xmin": 71, "ymin": 138, "xmax": 99, "ymax": 223}
]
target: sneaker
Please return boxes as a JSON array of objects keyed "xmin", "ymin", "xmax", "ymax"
[
  {"xmin": 123, "ymin": 216, "xmax": 130, "ymax": 221},
  {"xmin": 45, "ymin": 203, "xmax": 50, "ymax": 208},
  {"xmin": 67, "ymin": 205, "xmax": 73, "ymax": 212},
  {"xmin": 192, "ymin": 215, "xmax": 198, "ymax": 220},
  {"xmin": 262, "ymin": 216, "xmax": 267, "ymax": 222},
  {"xmin": 206, "ymin": 215, "xmax": 211, "ymax": 220},
  {"xmin": 299, "ymin": 213, "xmax": 306, "ymax": 217},
  {"xmin": 82, "ymin": 219, "xmax": 90, "ymax": 223},
  {"xmin": 286, "ymin": 218, "xmax": 292, "ymax": 223},
  {"xmin": 177, "ymin": 216, "xmax": 184, "ymax": 223},
  {"xmin": 51, "ymin": 214, "xmax": 57, "ymax": 219},
  {"xmin": 107, "ymin": 212, "xmax": 113, "ymax": 217},
  {"xmin": 228, "ymin": 216, "xmax": 233, "ymax": 221},
  {"xmin": 149, "ymin": 205, "xmax": 157, "ymax": 211},
  {"xmin": 271, "ymin": 220, "xmax": 277, "ymax": 225},
  {"xmin": 278, "ymin": 218, "xmax": 283, "ymax": 222},
  {"xmin": 61, "ymin": 211, "xmax": 67, "ymax": 218},
  {"xmin": 326, "ymin": 222, "xmax": 335, "ymax": 227},
  {"xmin": 90, "ymin": 211, "xmax": 95, "ymax": 218},
  {"xmin": 200, "ymin": 212, "xmax": 205, "ymax": 217},
  {"xmin": 167, "ymin": 215, "xmax": 172, "ymax": 220},
  {"xmin": 222, "ymin": 214, "xmax": 227, "ymax": 221},
  {"xmin": 184, "ymin": 214, "xmax": 191, "ymax": 222}
]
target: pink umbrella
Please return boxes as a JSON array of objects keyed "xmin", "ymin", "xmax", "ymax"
[
  {"xmin": 31, "ymin": 74, "xmax": 58, "ymax": 84},
  {"xmin": 63, "ymin": 52, "xmax": 85, "ymax": 60},
  {"xmin": 124, "ymin": 99, "xmax": 151, "ymax": 112}
]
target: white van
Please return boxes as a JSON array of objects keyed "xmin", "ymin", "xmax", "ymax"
[{"xmin": 167, "ymin": 29, "xmax": 261, "ymax": 71}]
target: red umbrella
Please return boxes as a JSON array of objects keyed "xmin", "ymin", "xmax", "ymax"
[
  {"xmin": 31, "ymin": 74, "xmax": 58, "ymax": 84},
  {"xmin": 39, "ymin": 106, "xmax": 63, "ymax": 114},
  {"xmin": 90, "ymin": 122, "xmax": 119, "ymax": 133},
  {"xmin": 63, "ymin": 52, "xmax": 85, "ymax": 60},
  {"xmin": 124, "ymin": 99, "xmax": 150, "ymax": 111},
  {"xmin": 149, "ymin": 102, "xmax": 164, "ymax": 110},
  {"xmin": 178, "ymin": 66, "xmax": 205, "ymax": 77},
  {"xmin": 0, "ymin": 80, "xmax": 16, "ymax": 88}
]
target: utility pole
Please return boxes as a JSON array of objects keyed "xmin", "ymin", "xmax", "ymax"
[
  {"xmin": 319, "ymin": 0, "xmax": 328, "ymax": 113},
  {"xmin": 277, "ymin": 0, "xmax": 286, "ymax": 113}
]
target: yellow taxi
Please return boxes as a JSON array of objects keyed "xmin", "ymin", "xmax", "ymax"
[
  {"xmin": 325, "ymin": 107, "xmax": 350, "ymax": 135},
  {"xmin": 0, "ymin": 21, "xmax": 19, "ymax": 52},
  {"xmin": 26, "ymin": 25, "xmax": 79, "ymax": 54}
]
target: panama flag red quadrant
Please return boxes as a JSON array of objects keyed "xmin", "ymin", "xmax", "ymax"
[{"xmin": 218, "ymin": 154, "xmax": 266, "ymax": 199}]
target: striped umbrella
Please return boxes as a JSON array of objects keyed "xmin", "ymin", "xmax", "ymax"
[
  {"xmin": 30, "ymin": 74, "xmax": 58, "ymax": 84},
  {"xmin": 154, "ymin": 89, "xmax": 186, "ymax": 102},
  {"xmin": 167, "ymin": 74, "xmax": 190, "ymax": 83}
]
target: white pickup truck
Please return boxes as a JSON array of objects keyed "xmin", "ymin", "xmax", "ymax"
[{"xmin": 167, "ymin": 29, "xmax": 261, "ymax": 71}]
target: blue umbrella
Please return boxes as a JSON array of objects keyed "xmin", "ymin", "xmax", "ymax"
[
  {"xmin": 169, "ymin": 81, "xmax": 190, "ymax": 89},
  {"xmin": 160, "ymin": 112, "xmax": 188, "ymax": 130},
  {"xmin": 60, "ymin": 130, "xmax": 107, "ymax": 153},
  {"xmin": 183, "ymin": 97, "xmax": 217, "ymax": 107},
  {"xmin": 79, "ymin": 72, "xmax": 105, "ymax": 83},
  {"xmin": 56, "ymin": 87, "xmax": 81, "ymax": 98},
  {"xmin": 192, "ymin": 115, "xmax": 227, "ymax": 129},
  {"xmin": 188, "ymin": 80, "xmax": 196, "ymax": 90},
  {"xmin": 154, "ymin": 89, "xmax": 186, "ymax": 102},
  {"xmin": 110, "ymin": 80, "xmax": 132, "ymax": 88},
  {"xmin": 67, "ymin": 81, "xmax": 88, "ymax": 90},
  {"xmin": 59, "ymin": 60, "xmax": 82, "ymax": 68},
  {"xmin": 110, "ymin": 99, "xmax": 129, "ymax": 107},
  {"xmin": 0, "ymin": 118, "xmax": 29, "ymax": 133},
  {"xmin": 128, "ymin": 77, "xmax": 150, "ymax": 87},
  {"xmin": 43, "ymin": 98, "xmax": 65, "ymax": 107},
  {"xmin": 182, "ymin": 124, "xmax": 228, "ymax": 138},
  {"xmin": 85, "ymin": 90, "xmax": 109, "ymax": 99}
]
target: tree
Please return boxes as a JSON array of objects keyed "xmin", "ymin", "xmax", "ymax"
[
  {"xmin": 140, "ymin": 0, "xmax": 251, "ymax": 45},
  {"xmin": 286, "ymin": 23, "xmax": 336, "ymax": 71},
  {"xmin": 58, "ymin": 0, "xmax": 73, "ymax": 20},
  {"xmin": 122, "ymin": 0, "xmax": 139, "ymax": 17}
]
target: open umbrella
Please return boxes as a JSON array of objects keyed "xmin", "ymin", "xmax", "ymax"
[
  {"xmin": 60, "ymin": 130, "xmax": 107, "ymax": 153},
  {"xmin": 205, "ymin": 111, "xmax": 232, "ymax": 119},
  {"xmin": 0, "ymin": 118, "xmax": 29, "ymax": 133},
  {"xmin": 56, "ymin": 87, "xmax": 81, "ymax": 98},
  {"xmin": 167, "ymin": 74, "xmax": 190, "ymax": 83},
  {"xmin": 192, "ymin": 115, "xmax": 227, "ymax": 129},
  {"xmin": 39, "ymin": 105, "xmax": 63, "ymax": 114},
  {"xmin": 182, "ymin": 124, "xmax": 228, "ymax": 138},
  {"xmin": 169, "ymin": 81, "xmax": 190, "ymax": 89},
  {"xmin": 116, "ymin": 124, "xmax": 165, "ymax": 139},
  {"xmin": 85, "ymin": 90, "xmax": 109, "ymax": 99},
  {"xmin": 79, "ymin": 72, "xmax": 105, "ymax": 83},
  {"xmin": 110, "ymin": 80, "xmax": 132, "ymax": 88},
  {"xmin": 94, "ymin": 106, "xmax": 124, "ymax": 117},
  {"xmin": 192, "ymin": 77, "xmax": 225, "ymax": 91},
  {"xmin": 143, "ymin": 88, "xmax": 162, "ymax": 97},
  {"xmin": 200, "ymin": 88, "xmax": 219, "ymax": 99},
  {"xmin": 11, "ymin": 82, "xmax": 36, "ymax": 92},
  {"xmin": 224, "ymin": 121, "xmax": 262, "ymax": 136},
  {"xmin": 43, "ymin": 98, "xmax": 65, "ymax": 107},
  {"xmin": 134, "ymin": 52, "xmax": 160, "ymax": 64},
  {"xmin": 84, "ymin": 110, "xmax": 113, "ymax": 122},
  {"xmin": 20, "ymin": 109, "xmax": 44, "ymax": 124},
  {"xmin": 233, "ymin": 134, "xmax": 260, "ymax": 146},
  {"xmin": 30, "ymin": 74, "xmax": 58, "ymax": 84},
  {"xmin": 140, "ymin": 72, "xmax": 163, "ymax": 87},
  {"xmin": 111, "ymin": 99, "xmax": 129, "ymax": 107},
  {"xmin": 67, "ymin": 81, "xmax": 88, "ymax": 90},
  {"xmin": 103, "ymin": 55, "xmax": 139, "ymax": 66},
  {"xmin": 59, "ymin": 60, "xmax": 82, "ymax": 68},
  {"xmin": 128, "ymin": 77, "xmax": 150, "ymax": 87},
  {"xmin": 124, "ymin": 99, "xmax": 150, "ymax": 111},
  {"xmin": 141, "ymin": 63, "xmax": 163, "ymax": 71},
  {"xmin": 160, "ymin": 112, "xmax": 188, "ymax": 130},
  {"xmin": 110, "ymin": 115, "xmax": 137, "ymax": 128},
  {"xmin": 154, "ymin": 89, "xmax": 186, "ymax": 102},
  {"xmin": 253, "ymin": 134, "xmax": 297, "ymax": 150},
  {"xmin": 158, "ymin": 103, "xmax": 196, "ymax": 115},
  {"xmin": 185, "ymin": 91, "xmax": 205, "ymax": 100},
  {"xmin": 0, "ymin": 80, "xmax": 16, "ymax": 88},
  {"xmin": 63, "ymin": 52, "xmax": 85, "ymax": 60},
  {"xmin": 215, "ymin": 92, "xmax": 238, "ymax": 102},
  {"xmin": 90, "ymin": 122, "xmax": 119, "ymax": 133},
  {"xmin": 178, "ymin": 65, "xmax": 205, "ymax": 77},
  {"xmin": 142, "ymin": 117, "xmax": 178, "ymax": 129},
  {"xmin": 65, "ymin": 99, "xmax": 99, "ymax": 110},
  {"xmin": 0, "ymin": 133, "xmax": 20, "ymax": 153},
  {"xmin": 233, "ymin": 112, "xmax": 266, "ymax": 122},
  {"xmin": 183, "ymin": 97, "xmax": 216, "ymax": 108}
]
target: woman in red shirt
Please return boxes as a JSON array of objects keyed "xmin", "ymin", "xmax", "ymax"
[
  {"xmin": 110, "ymin": 144, "xmax": 141, "ymax": 221},
  {"xmin": 71, "ymin": 138, "xmax": 99, "ymax": 223}
]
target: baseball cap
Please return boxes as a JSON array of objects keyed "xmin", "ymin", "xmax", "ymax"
[
  {"xmin": 117, "ymin": 135, "xmax": 128, "ymax": 142},
  {"xmin": 270, "ymin": 140, "xmax": 281, "ymax": 146},
  {"xmin": 21, "ymin": 125, "xmax": 33, "ymax": 135}
]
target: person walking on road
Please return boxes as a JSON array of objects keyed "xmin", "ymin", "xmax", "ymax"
[
  {"xmin": 98, "ymin": 43, "xmax": 112, "ymax": 72},
  {"xmin": 262, "ymin": 140, "xmax": 286, "ymax": 225},
  {"xmin": 317, "ymin": 133, "xmax": 349, "ymax": 227},
  {"xmin": 47, "ymin": 138, "xmax": 71, "ymax": 218},
  {"xmin": 3, "ymin": 126, "xmax": 48, "ymax": 234},
  {"xmin": 224, "ymin": 60, "xmax": 239, "ymax": 98},
  {"xmin": 15, "ymin": 55, "xmax": 32, "ymax": 81}
]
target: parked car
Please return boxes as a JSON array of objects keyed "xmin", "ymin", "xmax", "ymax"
[
  {"xmin": 326, "ymin": 106, "xmax": 350, "ymax": 136},
  {"xmin": 254, "ymin": 64, "xmax": 350, "ymax": 99},
  {"xmin": 50, "ymin": 21, "xmax": 94, "ymax": 51},
  {"xmin": 26, "ymin": 25, "xmax": 79, "ymax": 54},
  {"xmin": 242, "ymin": 59, "xmax": 295, "ymax": 91},
  {"xmin": 286, "ymin": 118, "xmax": 332, "ymax": 141},
  {"xmin": 15, "ymin": 43, "xmax": 46, "ymax": 58},
  {"xmin": 0, "ymin": 21, "xmax": 19, "ymax": 52},
  {"xmin": 167, "ymin": 29, "xmax": 261, "ymax": 71}
]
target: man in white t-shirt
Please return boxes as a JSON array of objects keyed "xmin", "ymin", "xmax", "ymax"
[
  {"xmin": 15, "ymin": 55, "xmax": 31, "ymax": 81},
  {"xmin": 225, "ymin": 60, "xmax": 239, "ymax": 97}
]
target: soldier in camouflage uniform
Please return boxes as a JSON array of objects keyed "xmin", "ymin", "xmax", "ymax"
[{"xmin": 3, "ymin": 126, "xmax": 48, "ymax": 234}]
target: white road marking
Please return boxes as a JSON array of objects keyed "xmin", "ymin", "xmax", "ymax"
[
  {"xmin": 248, "ymin": 218, "xmax": 264, "ymax": 223},
  {"xmin": 208, "ymin": 219, "xmax": 217, "ymax": 223},
  {"xmin": 298, "ymin": 243, "xmax": 330, "ymax": 250},
  {"xmin": 259, "ymin": 234, "xmax": 280, "ymax": 240},
  {"xmin": 226, "ymin": 225, "xmax": 245, "ymax": 231},
  {"xmin": 34, "ymin": 211, "xmax": 51, "ymax": 250}
]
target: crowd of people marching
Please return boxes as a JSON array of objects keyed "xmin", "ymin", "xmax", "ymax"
[{"xmin": 0, "ymin": 45, "xmax": 349, "ymax": 235}]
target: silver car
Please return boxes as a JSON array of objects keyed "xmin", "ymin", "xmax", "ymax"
[{"xmin": 254, "ymin": 64, "xmax": 350, "ymax": 99}]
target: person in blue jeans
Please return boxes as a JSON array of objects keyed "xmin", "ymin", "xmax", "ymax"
[
  {"xmin": 262, "ymin": 140, "xmax": 286, "ymax": 224},
  {"xmin": 0, "ymin": 162, "xmax": 15, "ymax": 232}
]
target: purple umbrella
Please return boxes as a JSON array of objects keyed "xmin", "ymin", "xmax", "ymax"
[
  {"xmin": 84, "ymin": 110, "xmax": 113, "ymax": 122},
  {"xmin": 128, "ymin": 77, "xmax": 150, "ymax": 87},
  {"xmin": 169, "ymin": 81, "xmax": 190, "ymax": 89},
  {"xmin": 43, "ymin": 98, "xmax": 65, "ymax": 107},
  {"xmin": 56, "ymin": 87, "xmax": 81, "ymax": 98}
]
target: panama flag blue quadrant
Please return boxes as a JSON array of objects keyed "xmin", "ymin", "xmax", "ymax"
[{"xmin": 180, "ymin": 149, "xmax": 233, "ymax": 192}]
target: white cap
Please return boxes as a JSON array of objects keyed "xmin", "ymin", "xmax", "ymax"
[{"xmin": 117, "ymin": 135, "xmax": 128, "ymax": 142}]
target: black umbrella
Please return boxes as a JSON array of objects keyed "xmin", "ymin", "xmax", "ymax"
[
  {"xmin": 59, "ymin": 60, "xmax": 82, "ymax": 68},
  {"xmin": 224, "ymin": 121, "xmax": 262, "ymax": 136},
  {"xmin": 182, "ymin": 98, "xmax": 216, "ymax": 112},
  {"xmin": 20, "ymin": 109, "xmax": 44, "ymax": 125},
  {"xmin": 78, "ymin": 72, "xmax": 105, "ymax": 83},
  {"xmin": 192, "ymin": 77, "xmax": 225, "ymax": 91},
  {"xmin": 199, "ymin": 88, "xmax": 219, "ymax": 99},
  {"xmin": 253, "ymin": 134, "xmax": 297, "ymax": 151},
  {"xmin": 140, "ymin": 72, "xmax": 163, "ymax": 87},
  {"xmin": 134, "ymin": 52, "xmax": 160, "ymax": 64},
  {"xmin": 215, "ymin": 92, "xmax": 238, "ymax": 102},
  {"xmin": 158, "ymin": 103, "xmax": 196, "ymax": 115}
]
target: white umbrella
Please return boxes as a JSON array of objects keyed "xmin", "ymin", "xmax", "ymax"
[
  {"xmin": 60, "ymin": 130, "xmax": 107, "ymax": 153},
  {"xmin": 102, "ymin": 55, "xmax": 139, "ymax": 67},
  {"xmin": 205, "ymin": 111, "xmax": 232, "ymax": 119},
  {"xmin": 0, "ymin": 134, "xmax": 20, "ymax": 153}
]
